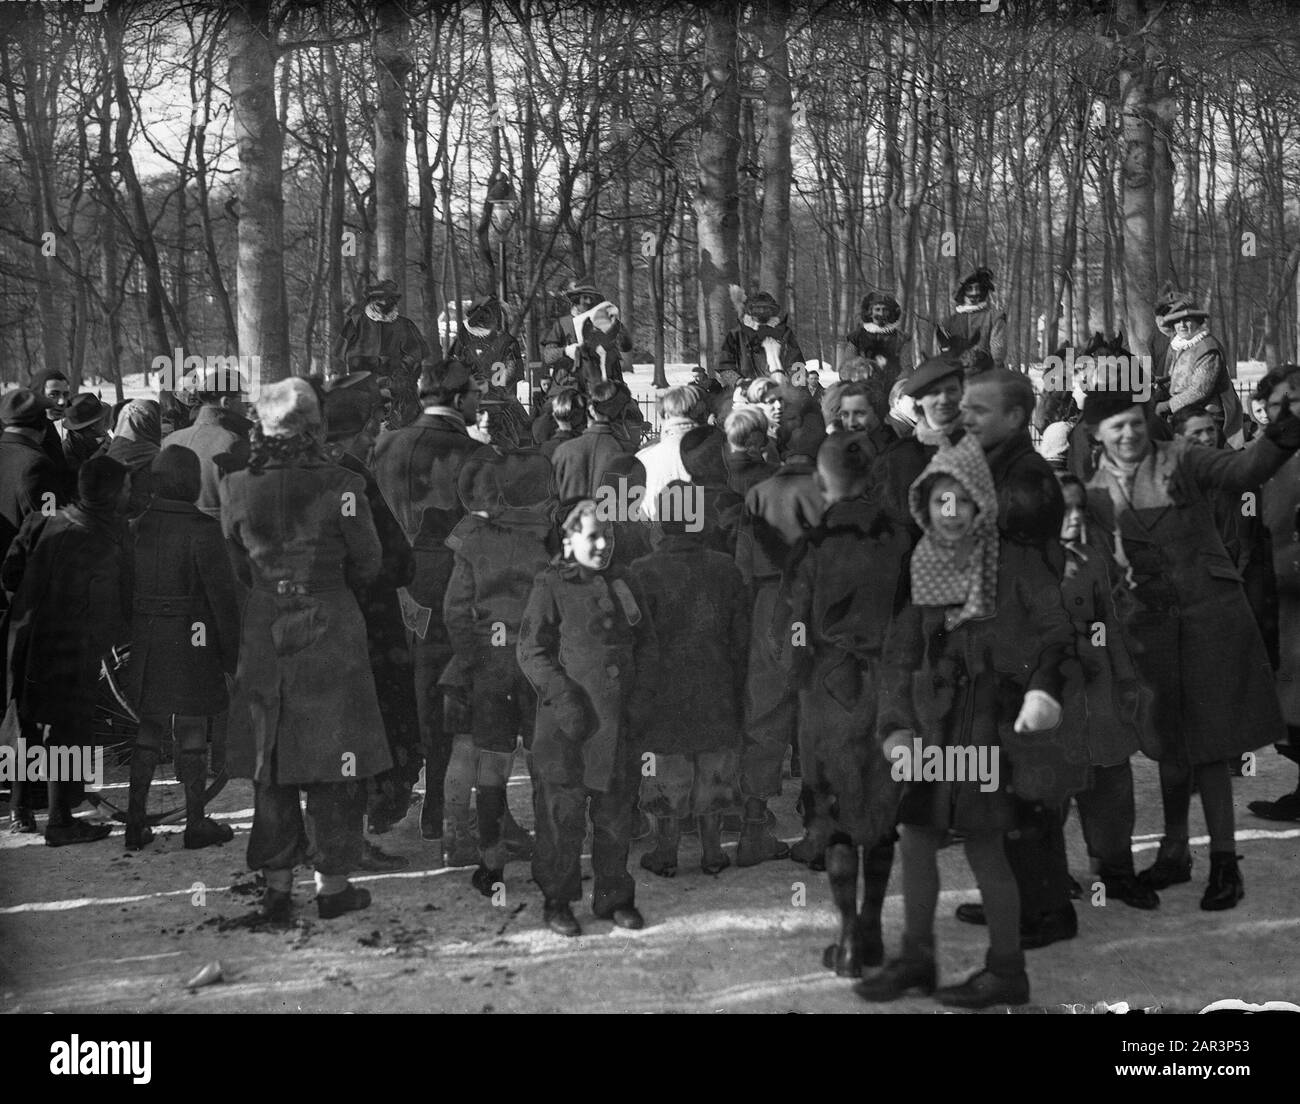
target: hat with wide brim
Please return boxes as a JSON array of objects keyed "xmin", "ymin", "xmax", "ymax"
[
  {"xmin": 0, "ymin": 388, "xmax": 49, "ymax": 429},
  {"xmin": 1163, "ymin": 298, "xmax": 1209, "ymax": 325},
  {"xmin": 64, "ymin": 393, "xmax": 110, "ymax": 431},
  {"xmin": 901, "ymin": 355, "xmax": 965, "ymax": 399},
  {"xmin": 365, "ymin": 278, "xmax": 402, "ymax": 301},
  {"xmin": 564, "ymin": 280, "xmax": 603, "ymax": 302}
]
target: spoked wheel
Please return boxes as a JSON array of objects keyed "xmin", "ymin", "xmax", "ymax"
[{"xmin": 84, "ymin": 645, "xmax": 229, "ymax": 826}]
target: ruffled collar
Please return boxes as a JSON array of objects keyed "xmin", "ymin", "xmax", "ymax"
[
  {"xmin": 1170, "ymin": 329, "xmax": 1209, "ymax": 352},
  {"xmin": 862, "ymin": 320, "xmax": 900, "ymax": 334},
  {"xmin": 954, "ymin": 301, "xmax": 989, "ymax": 315},
  {"xmin": 365, "ymin": 302, "xmax": 400, "ymax": 323}
]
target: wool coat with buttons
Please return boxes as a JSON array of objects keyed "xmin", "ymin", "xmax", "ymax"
[
  {"xmin": 516, "ymin": 561, "xmax": 659, "ymax": 793},
  {"xmin": 1085, "ymin": 435, "xmax": 1292, "ymax": 764},
  {"xmin": 220, "ymin": 460, "xmax": 391, "ymax": 786},
  {"xmin": 125, "ymin": 497, "xmax": 240, "ymax": 716},
  {"xmin": 1263, "ymin": 451, "xmax": 1300, "ymax": 725}
]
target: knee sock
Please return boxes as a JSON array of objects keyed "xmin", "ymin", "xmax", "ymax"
[
  {"xmin": 965, "ymin": 830, "xmax": 1024, "ymax": 975},
  {"xmin": 476, "ymin": 787, "xmax": 507, "ymax": 862},
  {"xmin": 859, "ymin": 836, "xmax": 895, "ymax": 934},
  {"xmin": 898, "ymin": 826, "xmax": 940, "ymax": 960},
  {"xmin": 443, "ymin": 734, "xmax": 477, "ymax": 827},
  {"xmin": 1157, "ymin": 758, "xmax": 1193, "ymax": 854},
  {"xmin": 1196, "ymin": 760, "xmax": 1236, "ymax": 854}
]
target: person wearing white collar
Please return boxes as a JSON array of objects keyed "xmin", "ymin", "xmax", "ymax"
[
  {"xmin": 1156, "ymin": 297, "xmax": 1243, "ymax": 446},
  {"xmin": 938, "ymin": 267, "xmax": 1007, "ymax": 370}
]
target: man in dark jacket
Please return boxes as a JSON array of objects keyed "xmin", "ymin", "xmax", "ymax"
[
  {"xmin": 0, "ymin": 389, "xmax": 67, "ymax": 566},
  {"xmin": 335, "ymin": 279, "xmax": 432, "ymax": 430},
  {"xmin": 550, "ymin": 382, "xmax": 629, "ymax": 500},
  {"xmin": 162, "ymin": 370, "xmax": 251, "ymax": 520},
  {"xmin": 719, "ymin": 292, "xmax": 805, "ymax": 383},
  {"xmin": 372, "ymin": 359, "xmax": 482, "ymax": 850},
  {"xmin": 956, "ymin": 368, "xmax": 1076, "ymax": 948}
]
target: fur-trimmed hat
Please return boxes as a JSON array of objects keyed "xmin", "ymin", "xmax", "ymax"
[
  {"xmin": 744, "ymin": 291, "xmax": 781, "ymax": 319},
  {"xmin": 955, "ymin": 266, "xmax": 995, "ymax": 302},
  {"xmin": 255, "ymin": 378, "xmax": 322, "ymax": 440},
  {"xmin": 1162, "ymin": 297, "xmax": 1209, "ymax": 325}
]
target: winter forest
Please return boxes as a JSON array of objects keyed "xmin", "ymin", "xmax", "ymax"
[{"xmin": 2, "ymin": 0, "xmax": 1300, "ymax": 398}]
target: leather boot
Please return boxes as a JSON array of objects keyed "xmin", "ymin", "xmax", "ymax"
[
  {"xmin": 1138, "ymin": 837, "xmax": 1192, "ymax": 890},
  {"xmin": 736, "ymin": 798, "xmax": 790, "ymax": 867},
  {"xmin": 125, "ymin": 745, "xmax": 159, "ymax": 852},
  {"xmin": 178, "ymin": 748, "xmax": 233, "ymax": 849},
  {"xmin": 854, "ymin": 951, "xmax": 937, "ymax": 1002},
  {"xmin": 473, "ymin": 785, "xmax": 508, "ymax": 896},
  {"xmin": 640, "ymin": 816, "xmax": 681, "ymax": 877},
  {"xmin": 699, "ymin": 813, "xmax": 729, "ymax": 874},
  {"xmin": 1200, "ymin": 851, "xmax": 1244, "ymax": 911},
  {"xmin": 822, "ymin": 838, "xmax": 861, "ymax": 977}
]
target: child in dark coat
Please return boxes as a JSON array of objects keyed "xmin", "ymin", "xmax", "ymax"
[
  {"xmin": 860, "ymin": 436, "xmax": 1073, "ymax": 1009},
  {"xmin": 630, "ymin": 481, "xmax": 750, "ymax": 876},
  {"xmin": 787, "ymin": 433, "xmax": 912, "ymax": 977},
  {"xmin": 516, "ymin": 498, "xmax": 658, "ymax": 937},
  {"xmin": 443, "ymin": 449, "xmax": 554, "ymax": 895},
  {"xmin": 124, "ymin": 446, "xmax": 241, "ymax": 851}
]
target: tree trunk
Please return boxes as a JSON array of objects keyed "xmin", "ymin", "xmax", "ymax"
[
  {"xmin": 695, "ymin": 0, "xmax": 742, "ymax": 374},
  {"xmin": 758, "ymin": 0, "xmax": 792, "ymax": 299},
  {"xmin": 229, "ymin": 0, "xmax": 290, "ymax": 383},
  {"xmin": 374, "ymin": 0, "xmax": 411, "ymax": 293}
]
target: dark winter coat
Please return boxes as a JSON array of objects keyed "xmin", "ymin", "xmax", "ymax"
[
  {"xmin": 2, "ymin": 504, "xmax": 132, "ymax": 732},
  {"xmin": 1167, "ymin": 332, "xmax": 1242, "ymax": 446},
  {"xmin": 333, "ymin": 310, "xmax": 431, "ymax": 429},
  {"xmin": 629, "ymin": 534, "xmax": 750, "ymax": 755},
  {"xmin": 723, "ymin": 447, "xmax": 777, "ymax": 498},
  {"xmin": 0, "ymin": 431, "xmax": 65, "ymax": 565},
  {"xmin": 939, "ymin": 304, "xmax": 1007, "ymax": 368},
  {"xmin": 984, "ymin": 430, "xmax": 1066, "ymax": 574},
  {"xmin": 733, "ymin": 460, "xmax": 825, "ymax": 586},
  {"xmin": 845, "ymin": 324, "xmax": 910, "ymax": 388},
  {"xmin": 162, "ymin": 406, "xmax": 250, "ymax": 521},
  {"xmin": 719, "ymin": 320, "xmax": 805, "ymax": 381},
  {"xmin": 220, "ymin": 460, "xmax": 391, "ymax": 786},
  {"xmin": 451, "ymin": 327, "xmax": 524, "ymax": 391},
  {"xmin": 539, "ymin": 428, "xmax": 578, "ymax": 461},
  {"xmin": 790, "ymin": 495, "xmax": 912, "ymax": 844},
  {"xmin": 1085, "ymin": 435, "xmax": 1292, "ymax": 764},
  {"xmin": 126, "ymin": 498, "xmax": 240, "ymax": 716},
  {"xmin": 1263, "ymin": 452, "xmax": 1300, "ymax": 725},
  {"xmin": 871, "ymin": 434, "xmax": 943, "ymax": 540},
  {"xmin": 371, "ymin": 411, "xmax": 482, "ymax": 626},
  {"xmin": 880, "ymin": 541, "xmax": 1074, "ymax": 834},
  {"xmin": 516, "ymin": 561, "xmax": 658, "ymax": 792},
  {"xmin": 550, "ymin": 423, "xmax": 627, "ymax": 501},
  {"xmin": 540, "ymin": 314, "xmax": 633, "ymax": 386}
]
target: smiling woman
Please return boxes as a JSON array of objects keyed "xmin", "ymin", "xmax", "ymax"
[{"xmin": 1083, "ymin": 388, "xmax": 1300, "ymax": 910}]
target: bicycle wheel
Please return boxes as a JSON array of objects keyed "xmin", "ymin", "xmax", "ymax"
[{"xmin": 85, "ymin": 645, "xmax": 228, "ymax": 826}]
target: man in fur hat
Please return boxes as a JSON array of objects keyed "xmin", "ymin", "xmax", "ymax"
[
  {"xmin": 939, "ymin": 267, "xmax": 1007, "ymax": 370},
  {"xmin": 719, "ymin": 291, "xmax": 806, "ymax": 384},
  {"xmin": 843, "ymin": 292, "xmax": 910, "ymax": 389},
  {"xmin": 335, "ymin": 278, "xmax": 432, "ymax": 431},
  {"xmin": 540, "ymin": 279, "xmax": 634, "ymax": 388}
]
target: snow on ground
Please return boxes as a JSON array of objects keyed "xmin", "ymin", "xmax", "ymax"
[{"xmin": 2, "ymin": 752, "xmax": 1297, "ymax": 1013}]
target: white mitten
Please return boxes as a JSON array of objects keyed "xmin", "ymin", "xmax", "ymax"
[{"xmin": 1014, "ymin": 689, "xmax": 1062, "ymax": 734}]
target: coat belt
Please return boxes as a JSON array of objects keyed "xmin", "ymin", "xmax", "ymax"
[{"xmin": 253, "ymin": 580, "xmax": 347, "ymax": 597}]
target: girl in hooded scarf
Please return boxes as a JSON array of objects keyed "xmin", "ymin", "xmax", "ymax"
[
  {"xmin": 858, "ymin": 435, "xmax": 1073, "ymax": 1009},
  {"xmin": 102, "ymin": 399, "xmax": 162, "ymax": 517}
]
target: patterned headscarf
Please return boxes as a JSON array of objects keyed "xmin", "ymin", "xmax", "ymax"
[{"xmin": 907, "ymin": 434, "xmax": 1000, "ymax": 628}]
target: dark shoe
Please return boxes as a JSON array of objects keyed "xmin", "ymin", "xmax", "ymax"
[
  {"xmin": 853, "ymin": 957, "xmax": 937, "ymax": 1002},
  {"xmin": 316, "ymin": 884, "xmax": 371, "ymax": 919},
  {"xmin": 470, "ymin": 865, "xmax": 504, "ymax": 897},
  {"xmin": 935, "ymin": 967, "xmax": 1030, "ymax": 1009},
  {"xmin": 701, "ymin": 851, "xmax": 731, "ymax": 876},
  {"xmin": 258, "ymin": 889, "xmax": 293, "ymax": 923},
  {"xmin": 955, "ymin": 902, "xmax": 987, "ymax": 925},
  {"xmin": 45, "ymin": 820, "xmax": 112, "ymax": 847},
  {"xmin": 1138, "ymin": 846, "xmax": 1192, "ymax": 890},
  {"xmin": 357, "ymin": 839, "xmax": 409, "ymax": 872},
  {"xmin": 1200, "ymin": 852, "xmax": 1244, "ymax": 911},
  {"xmin": 789, "ymin": 833, "xmax": 826, "ymax": 871},
  {"xmin": 9, "ymin": 808, "xmax": 37, "ymax": 834},
  {"xmin": 124, "ymin": 824, "xmax": 155, "ymax": 852},
  {"xmin": 1247, "ymin": 792, "xmax": 1300, "ymax": 822},
  {"xmin": 639, "ymin": 850, "xmax": 677, "ymax": 878},
  {"xmin": 736, "ymin": 819, "xmax": 791, "ymax": 867},
  {"xmin": 1020, "ymin": 905, "xmax": 1078, "ymax": 950},
  {"xmin": 605, "ymin": 905, "xmax": 645, "ymax": 931},
  {"xmin": 1102, "ymin": 873, "xmax": 1160, "ymax": 910},
  {"xmin": 822, "ymin": 924, "xmax": 883, "ymax": 979},
  {"xmin": 543, "ymin": 900, "xmax": 582, "ymax": 938},
  {"xmin": 698, "ymin": 814, "xmax": 729, "ymax": 874},
  {"xmin": 183, "ymin": 817, "xmax": 235, "ymax": 850}
]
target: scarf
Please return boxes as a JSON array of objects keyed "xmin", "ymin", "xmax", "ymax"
[
  {"xmin": 914, "ymin": 417, "xmax": 959, "ymax": 449},
  {"xmin": 365, "ymin": 301, "xmax": 400, "ymax": 324},
  {"xmin": 907, "ymin": 435, "xmax": 1000, "ymax": 629},
  {"xmin": 954, "ymin": 301, "xmax": 989, "ymax": 315},
  {"xmin": 862, "ymin": 320, "xmax": 900, "ymax": 335},
  {"xmin": 465, "ymin": 323, "xmax": 493, "ymax": 339},
  {"xmin": 247, "ymin": 422, "xmax": 327, "ymax": 472},
  {"xmin": 105, "ymin": 400, "xmax": 161, "ymax": 471},
  {"xmin": 1169, "ymin": 329, "xmax": 1209, "ymax": 352},
  {"xmin": 421, "ymin": 404, "xmax": 466, "ymax": 426},
  {"xmin": 659, "ymin": 416, "xmax": 697, "ymax": 441}
]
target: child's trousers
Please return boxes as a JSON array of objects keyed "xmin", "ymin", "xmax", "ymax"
[{"xmin": 531, "ymin": 735, "xmax": 638, "ymax": 915}]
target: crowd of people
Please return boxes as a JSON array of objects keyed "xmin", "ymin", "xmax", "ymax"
[{"xmin": 3, "ymin": 267, "xmax": 1299, "ymax": 1010}]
